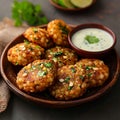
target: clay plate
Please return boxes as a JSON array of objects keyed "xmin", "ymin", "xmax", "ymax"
[{"xmin": 0, "ymin": 25, "xmax": 120, "ymax": 108}]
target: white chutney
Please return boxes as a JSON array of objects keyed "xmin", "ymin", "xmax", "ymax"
[{"xmin": 71, "ymin": 28, "xmax": 114, "ymax": 52}]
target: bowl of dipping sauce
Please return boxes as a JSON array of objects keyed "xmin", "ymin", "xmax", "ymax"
[{"xmin": 68, "ymin": 23, "xmax": 116, "ymax": 58}]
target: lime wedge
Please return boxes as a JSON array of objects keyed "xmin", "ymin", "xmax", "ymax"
[
  {"xmin": 70, "ymin": 0, "xmax": 93, "ymax": 8},
  {"xmin": 58, "ymin": 0, "xmax": 75, "ymax": 8}
]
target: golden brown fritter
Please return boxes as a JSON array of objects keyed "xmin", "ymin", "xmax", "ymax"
[
  {"xmin": 75, "ymin": 59, "xmax": 109, "ymax": 88},
  {"xmin": 49, "ymin": 65, "xmax": 88, "ymax": 100},
  {"xmin": 47, "ymin": 19, "xmax": 72, "ymax": 47},
  {"xmin": 16, "ymin": 59, "xmax": 57, "ymax": 93},
  {"xmin": 50, "ymin": 58, "xmax": 109, "ymax": 100},
  {"xmin": 23, "ymin": 27, "xmax": 54, "ymax": 49},
  {"xmin": 45, "ymin": 46, "xmax": 78, "ymax": 68},
  {"xmin": 7, "ymin": 41, "xmax": 44, "ymax": 66}
]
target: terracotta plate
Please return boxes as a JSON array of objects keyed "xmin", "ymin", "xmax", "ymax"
[{"xmin": 0, "ymin": 25, "xmax": 120, "ymax": 108}]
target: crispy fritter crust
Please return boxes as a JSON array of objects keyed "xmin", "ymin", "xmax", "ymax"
[
  {"xmin": 50, "ymin": 59, "xmax": 109, "ymax": 100},
  {"xmin": 75, "ymin": 59, "xmax": 109, "ymax": 88},
  {"xmin": 47, "ymin": 19, "xmax": 71, "ymax": 47},
  {"xmin": 50, "ymin": 65, "xmax": 88, "ymax": 100},
  {"xmin": 23, "ymin": 27, "xmax": 54, "ymax": 49},
  {"xmin": 45, "ymin": 46, "xmax": 78, "ymax": 68},
  {"xmin": 16, "ymin": 59, "xmax": 57, "ymax": 93},
  {"xmin": 7, "ymin": 42, "xmax": 44, "ymax": 66}
]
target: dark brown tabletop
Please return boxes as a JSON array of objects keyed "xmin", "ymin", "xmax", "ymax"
[{"xmin": 0, "ymin": 0, "xmax": 120, "ymax": 120}]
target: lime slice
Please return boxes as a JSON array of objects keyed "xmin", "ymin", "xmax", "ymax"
[
  {"xmin": 58, "ymin": 0, "xmax": 75, "ymax": 8},
  {"xmin": 70, "ymin": 0, "xmax": 93, "ymax": 8}
]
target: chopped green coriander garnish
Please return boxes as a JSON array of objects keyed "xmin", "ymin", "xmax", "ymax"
[
  {"xmin": 15, "ymin": 62, "xmax": 19, "ymax": 65},
  {"xmin": 85, "ymin": 66, "xmax": 92, "ymax": 70},
  {"xmin": 64, "ymin": 77, "xmax": 70, "ymax": 83},
  {"xmin": 37, "ymin": 71, "xmax": 47, "ymax": 76},
  {"xmin": 30, "ymin": 65, "xmax": 36, "ymax": 71},
  {"xmin": 59, "ymin": 24, "xmax": 69, "ymax": 35},
  {"xmin": 44, "ymin": 62, "xmax": 53, "ymax": 68},
  {"xmin": 71, "ymin": 67, "xmax": 76, "ymax": 73},
  {"xmin": 33, "ymin": 28, "xmax": 38, "ymax": 33},
  {"xmin": 87, "ymin": 73, "xmax": 92, "ymax": 78},
  {"xmin": 24, "ymin": 39, "xmax": 30, "ymax": 44},
  {"xmin": 68, "ymin": 86, "xmax": 73, "ymax": 90},
  {"xmin": 35, "ymin": 45, "xmax": 40, "ymax": 49},
  {"xmin": 85, "ymin": 35, "xmax": 100, "ymax": 44},
  {"xmin": 79, "ymin": 64, "xmax": 82, "ymax": 68},
  {"xmin": 79, "ymin": 75, "xmax": 84, "ymax": 80},
  {"xmin": 54, "ymin": 51, "xmax": 63, "ymax": 57}
]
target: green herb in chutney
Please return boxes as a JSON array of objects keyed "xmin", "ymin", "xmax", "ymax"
[{"xmin": 85, "ymin": 35, "xmax": 100, "ymax": 44}]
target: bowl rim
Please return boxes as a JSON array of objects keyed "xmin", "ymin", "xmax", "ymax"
[
  {"xmin": 0, "ymin": 24, "xmax": 119, "ymax": 108},
  {"xmin": 49, "ymin": 0, "xmax": 96, "ymax": 11},
  {"xmin": 68, "ymin": 23, "xmax": 116, "ymax": 54}
]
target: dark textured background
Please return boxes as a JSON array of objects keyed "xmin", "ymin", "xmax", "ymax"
[{"xmin": 0, "ymin": 0, "xmax": 120, "ymax": 120}]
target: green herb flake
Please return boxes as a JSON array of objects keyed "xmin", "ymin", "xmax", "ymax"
[
  {"xmin": 87, "ymin": 73, "xmax": 92, "ymax": 78},
  {"xmin": 79, "ymin": 64, "xmax": 83, "ymax": 68},
  {"xmin": 33, "ymin": 28, "xmax": 38, "ymax": 33},
  {"xmin": 59, "ymin": 24, "xmax": 69, "ymax": 35},
  {"xmin": 15, "ymin": 62, "xmax": 19, "ymax": 65},
  {"xmin": 35, "ymin": 45, "xmax": 40, "ymax": 49},
  {"xmin": 85, "ymin": 66, "xmax": 92, "ymax": 71},
  {"xmin": 44, "ymin": 62, "xmax": 53, "ymax": 68},
  {"xmin": 85, "ymin": 35, "xmax": 100, "ymax": 44},
  {"xmin": 37, "ymin": 71, "xmax": 47, "ymax": 76},
  {"xmin": 24, "ymin": 39, "xmax": 30, "ymax": 44},
  {"xmin": 30, "ymin": 65, "xmax": 36, "ymax": 71},
  {"xmin": 80, "ymin": 75, "xmax": 84, "ymax": 80},
  {"xmin": 68, "ymin": 86, "xmax": 73, "ymax": 90},
  {"xmin": 71, "ymin": 67, "xmax": 76, "ymax": 73},
  {"xmin": 54, "ymin": 51, "xmax": 63, "ymax": 57},
  {"xmin": 64, "ymin": 77, "xmax": 70, "ymax": 83}
]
